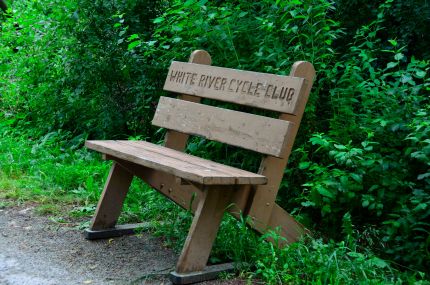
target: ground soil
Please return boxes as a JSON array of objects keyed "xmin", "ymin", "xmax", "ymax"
[{"xmin": 0, "ymin": 204, "xmax": 249, "ymax": 285}]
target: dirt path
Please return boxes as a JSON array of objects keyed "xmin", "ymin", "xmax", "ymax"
[{"xmin": 0, "ymin": 205, "xmax": 245, "ymax": 285}]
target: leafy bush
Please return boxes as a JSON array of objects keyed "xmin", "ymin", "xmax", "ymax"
[
  {"xmin": 0, "ymin": 0, "xmax": 163, "ymax": 141},
  {"xmin": 1, "ymin": 0, "xmax": 430, "ymax": 280},
  {"xmin": 288, "ymin": 3, "xmax": 430, "ymax": 270}
]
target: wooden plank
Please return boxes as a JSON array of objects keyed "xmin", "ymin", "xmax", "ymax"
[
  {"xmin": 163, "ymin": 61, "xmax": 305, "ymax": 114},
  {"xmin": 86, "ymin": 140, "xmax": 267, "ymax": 185},
  {"xmin": 120, "ymin": 141, "xmax": 264, "ymax": 182},
  {"xmin": 164, "ymin": 50, "xmax": 211, "ymax": 151},
  {"xmin": 90, "ymin": 162, "xmax": 134, "ymax": 230},
  {"xmin": 153, "ymin": 97, "xmax": 293, "ymax": 157},
  {"xmin": 176, "ymin": 186, "xmax": 234, "ymax": 273},
  {"xmin": 247, "ymin": 61, "xmax": 315, "ymax": 231},
  {"xmin": 266, "ymin": 204, "xmax": 309, "ymax": 244}
]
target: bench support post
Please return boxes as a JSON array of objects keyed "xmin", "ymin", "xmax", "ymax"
[
  {"xmin": 175, "ymin": 186, "xmax": 232, "ymax": 273},
  {"xmin": 89, "ymin": 162, "xmax": 133, "ymax": 231}
]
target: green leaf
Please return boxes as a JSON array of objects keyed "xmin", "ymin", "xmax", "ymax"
[
  {"xmin": 127, "ymin": 41, "xmax": 141, "ymax": 51},
  {"xmin": 298, "ymin": 161, "xmax": 311, "ymax": 169},
  {"xmin": 301, "ymin": 201, "xmax": 315, "ymax": 207},
  {"xmin": 334, "ymin": 144, "xmax": 346, "ymax": 150},
  {"xmin": 415, "ymin": 70, "xmax": 426, "ymax": 78},
  {"xmin": 388, "ymin": 39, "xmax": 397, "ymax": 46},
  {"xmin": 417, "ymin": 173, "xmax": 430, "ymax": 180},
  {"xmin": 153, "ymin": 17, "xmax": 164, "ymax": 24},
  {"xmin": 394, "ymin": 53, "xmax": 404, "ymax": 61},
  {"xmin": 386, "ymin": 62, "xmax": 397, "ymax": 69},
  {"xmin": 370, "ymin": 257, "xmax": 388, "ymax": 268},
  {"xmin": 350, "ymin": 173, "xmax": 362, "ymax": 183},
  {"xmin": 128, "ymin": 34, "xmax": 139, "ymax": 41},
  {"xmin": 317, "ymin": 186, "xmax": 334, "ymax": 198}
]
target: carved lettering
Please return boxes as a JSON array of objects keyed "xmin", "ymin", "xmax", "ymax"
[
  {"xmin": 247, "ymin": 81, "xmax": 254, "ymax": 96},
  {"xmin": 236, "ymin": 80, "xmax": 244, "ymax": 93},
  {"xmin": 176, "ymin": 71, "xmax": 185, "ymax": 83},
  {"xmin": 265, "ymin": 85, "xmax": 273, "ymax": 97},
  {"xmin": 169, "ymin": 69, "xmax": 296, "ymax": 104},
  {"xmin": 254, "ymin": 83, "xmax": 262, "ymax": 97},
  {"xmin": 279, "ymin": 86, "xmax": 286, "ymax": 99},
  {"xmin": 220, "ymin": 78, "xmax": 227, "ymax": 91},
  {"xmin": 214, "ymin": 77, "xmax": 221, "ymax": 90},
  {"xmin": 241, "ymin": 81, "xmax": 249, "ymax": 94},
  {"xmin": 190, "ymin": 73, "xmax": 197, "ymax": 85},
  {"xmin": 198, "ymin": 75, "xmax": 206, "ymax": 87},
  {"xmin": 271, "ymin": 86, "xmax": 278, "ymax": 99},
  {"xmin": 207, "ymin": 76, "xmax": 217, "ymax": 88},
  {"xmin": 286, "ymin": 88, "xmax": 295, "ymax": 102},
  {"xmin": 169, "ymin": 70, "xmax": 178, "ymax": 82},
  {"xmin": 228, "ymin": 79, "xmax": 235, "ymax": 91}
]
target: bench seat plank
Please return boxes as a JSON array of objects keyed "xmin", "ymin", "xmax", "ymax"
[{"xmin": 86, "ymin": 140, "xmax": 267, "ymax": 185}]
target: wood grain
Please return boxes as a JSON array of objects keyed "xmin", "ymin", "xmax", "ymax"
[
  {"xmin": 163, "ymin": 61, "xmax": 304, "ymax": 114},
  {"xmin": 90, "ymin": 162, "xmax": 133, "ymax": 230},
  {"xmin": 176, "ymin": 186, "xmax": 233, "ymax": 273},
  {"xmin": 86, "ymin": 140, "xmax": 267, "ymax": 185},
  {"xmin": 247, "ymin": 61, "xmax": 315, "ymax": 231},
  {"xmin": 153, "ymin": 97, "xmax": 293, "ymax": 157}
]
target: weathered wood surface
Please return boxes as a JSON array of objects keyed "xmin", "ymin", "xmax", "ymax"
[
  {"xmin": 102, "ymin": 156, "xmax": 307, "ymax": 243},
  {"xmin": 86, "ymin": 50, "xmax": 315, "ymax": 280},
  {"xmin": 163, "ymin": 61, "xmax": 305, "ymax": 114},
  {"xmin": 86, "ymin": 140, "xmax": 267, "ymax": 185},
  {"xmin": 90, "ymin": 162, "xmax": 133, "ymax": 230},
  {"xmin": 153, "ymin": 97, "xmax": 293, "ymax": 157},
  {"xmin": 176, "ymin": 186, "xmax": 234, "ymax": 273},
  {"xmin": 248, "ymin": 61, "xmax": 316, "ymax": 231}
]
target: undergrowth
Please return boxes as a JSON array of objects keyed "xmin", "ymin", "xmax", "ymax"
[
  {"xmin": 1, "ymin": 0, "xmax": 429, "ymax": 283},
  {"xmin": 0, "ymin": 126, "xmax": 428, "ymax": 284}
]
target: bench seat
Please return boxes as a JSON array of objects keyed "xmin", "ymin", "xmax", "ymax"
[{"xmin": 86, "ymin": 140, "xmax": 267, "ymax": 186}]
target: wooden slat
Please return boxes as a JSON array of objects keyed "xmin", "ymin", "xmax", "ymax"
[
  {"xmin": 120, "ymin": 141, "xmax": 258, "ymax": 180},
  {"xmin": 86, "ymin": 140, "xmax": 267, "ymax": 185},
  {"xmin": 152, "ymin": 97, "xmax": 293, "ymax": 157},
  {"xmin": 164, "ymin": 50, "xmax": 211, "ymax": 151},
  {"xmin": 163, "ymin": 61, "xmax": 305, "ymax": 114}
]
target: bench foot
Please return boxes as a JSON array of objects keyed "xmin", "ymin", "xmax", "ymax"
[
  {"xmin": 170, "ymin": 262, "xmax": 237, "ymax": 284},
  {"xmin": 84, "ymin": 223, "xmax": 151, "ymax": 240}
]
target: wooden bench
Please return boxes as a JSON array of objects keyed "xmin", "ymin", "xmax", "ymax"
[{"xmin": 84, "ymin": 50, "xmax": 315, "ymax": 284}]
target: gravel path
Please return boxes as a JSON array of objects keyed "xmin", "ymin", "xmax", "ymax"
[{"xmin": 0, "ymin": 205, "xmax": 246, "ymax": 285}]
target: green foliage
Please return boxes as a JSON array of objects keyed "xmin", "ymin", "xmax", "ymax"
[
  {"xmin": 1, "ymin": 0, "xmax": 430, "ymax": 282},
  {"xmin": 288, "ymin": 2, "xmax": 430, "ymax": 270},
  {"xmin": 335, "ymin": 0, "xmax": 430, "ymax": 59},
  {"xmin": 0, "ymin": 0, "xmax": 163, "ymax": 140}
]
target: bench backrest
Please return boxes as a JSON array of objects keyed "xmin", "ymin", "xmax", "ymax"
[
  {"xmin": 152, "ymin": 50, "xmax": 314, "ymax": 231},
  {"xmin": 153, "ymin": 60, "xmax": 312, "ymax": 159}
]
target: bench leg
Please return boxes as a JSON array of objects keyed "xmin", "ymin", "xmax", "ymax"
[
  {"xmin": 86, "ymin": 162, "xmax": 133, "ymax": 236},
  {"xmin": 171, "ymin": 186, "xmax": 232, "ymax": 283}
]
